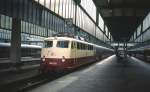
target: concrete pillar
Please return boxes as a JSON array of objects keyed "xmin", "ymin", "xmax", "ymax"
[
  {"xmin": 96, "ymin": 9, "xmax": 99, "ymax": 26},
  {"xmin": 95, "ymin": 9, "xmax": 99, "ymax": 37},
  {"xmin": 10, "ymin": 18, "xmax": 21, "ymax": 65},
  {"xmin": 74, "ymin": 3, "xmax": 77, "ymax": 36}
]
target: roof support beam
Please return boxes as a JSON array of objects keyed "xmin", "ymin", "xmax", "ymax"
[{"xmin": 98, "ymin": 4, "xmax": 150, "ymax": 9}]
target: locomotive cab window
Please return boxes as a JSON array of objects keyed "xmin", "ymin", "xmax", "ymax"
[
  {"xmin": 44, "ymin": 41, "xmax": 53, "ymax": 48},
  {"xmin": 57, "ymin": 41, "xmax": 69, "ymax": 48}
]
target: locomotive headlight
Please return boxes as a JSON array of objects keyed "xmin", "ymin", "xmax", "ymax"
[
  {"xmin": 42, "ymin": 58, "xmax": 45, "ymax": 62},
  {"xmin": 62, "ymin": 56, "xmax": 65, "ymax": 62},
  {"xmin": 42, "ymin": 56, "xmax": 45, "ymax": 62}
]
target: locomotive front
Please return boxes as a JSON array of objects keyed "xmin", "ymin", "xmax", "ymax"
[{"xmin": 40, "ymin": 37, "xmax": 71, "ymax": 73}]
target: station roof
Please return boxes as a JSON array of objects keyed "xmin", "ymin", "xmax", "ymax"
[{"xmin": 93, "ymin": 0, "xmax": 150, "ymax": 42}]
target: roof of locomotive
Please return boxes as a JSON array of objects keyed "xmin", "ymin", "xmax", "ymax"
[{"xmin": 44, "ymin": 37, "xmax": 93, "ymax": 45}]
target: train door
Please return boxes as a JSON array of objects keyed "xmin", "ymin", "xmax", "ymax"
[
  {"xmin": 71, "ymin": 41, "xmax": 77, "ymax": 66},
  {"xmin": 74, "ymin": 42, "xmax": 77, "ymax": 65}
]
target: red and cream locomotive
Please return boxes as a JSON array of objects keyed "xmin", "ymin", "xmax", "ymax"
[{"xmin": 40, "ymin": 35, "xmax": 114, "ymax": 73}]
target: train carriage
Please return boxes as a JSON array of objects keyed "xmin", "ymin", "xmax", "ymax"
[
  {"xmin": 128, "ymin": 46, "xmax": 150, "ymax": 62},
  {"xmin": 0, "ymin": 42, "xmax": 41, "ymax": 58},
  {"xmin": 40, "ymin": 36, "xmax": 114, "ymax": 73}
]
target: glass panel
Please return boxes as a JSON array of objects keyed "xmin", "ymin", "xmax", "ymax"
[
  {"xmin": 45, "ymin": 0, "xmax": 50, "ymax": 9},
  {"xmin": 39, "ymin": 0, "xmax": 44, "ymax": 6},
  {"xmin": 1, "ymin": 15, "xmax": 5, "ymax": 28},
  {"xmin": 59, "ymin": 0, "xmax": 63, "ymax": 16},
  {"xmin": 81, "ymin": 0, "xmax": 96, "ymax": 21},
  {"xmin": 57, "ymin": 41, "xmax": 69, "ymax": 48},
  {"xmin": 51, "ymin": 0, "xmax": 55, "ymax": 12},
  {"xmin": 143, "ymin": 13, "xmax": 150, "ymax": 31},
  {"xmin": 44, "ymin": 41, "xmax": 53, "ymax": 48},
  {"xmin": 71, "ymin": 42, "xmax": 75, "ymax": 49},
  {"xmin": 55, "ymin": 0, "xmax": 59, "ymax": 14},
  {"xmin": 77, "ymin": 42, "xmax": 81, "ymax": 49},
  {"xmin": 65, "ymin": 0, "xmax": 69, "ymax": 18},
  {"xmin": 99, "ymin": 14, "xmax": 104, "ymax": 30},
  {"xmin": 62, "ymin": 0, "xmax": 66, "ymax": 18},
  {"xmin": 137, "ymin": 25, "xmax": 141, "ymax": 36}
]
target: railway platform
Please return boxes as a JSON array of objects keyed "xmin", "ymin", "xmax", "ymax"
[{"xmin": 28, "ymin": 55, "xmax": 150, "ymax": 92}]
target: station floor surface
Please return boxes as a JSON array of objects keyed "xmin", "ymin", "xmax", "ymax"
[{"xmin": 28, "ymin": 55, "xmax": 150, "ymax": 92}]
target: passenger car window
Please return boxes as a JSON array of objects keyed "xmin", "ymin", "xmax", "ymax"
[
  {"xmin": 44, "ymin": 41, "xmax": 53, "ymax": 48},
  {"xmin": 77, "ymin": 42, "xmax": 82, "ymax": 49},
  {"xmin": 57, "ymin": 41, "xmax": 69, "ymax": 48}
]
